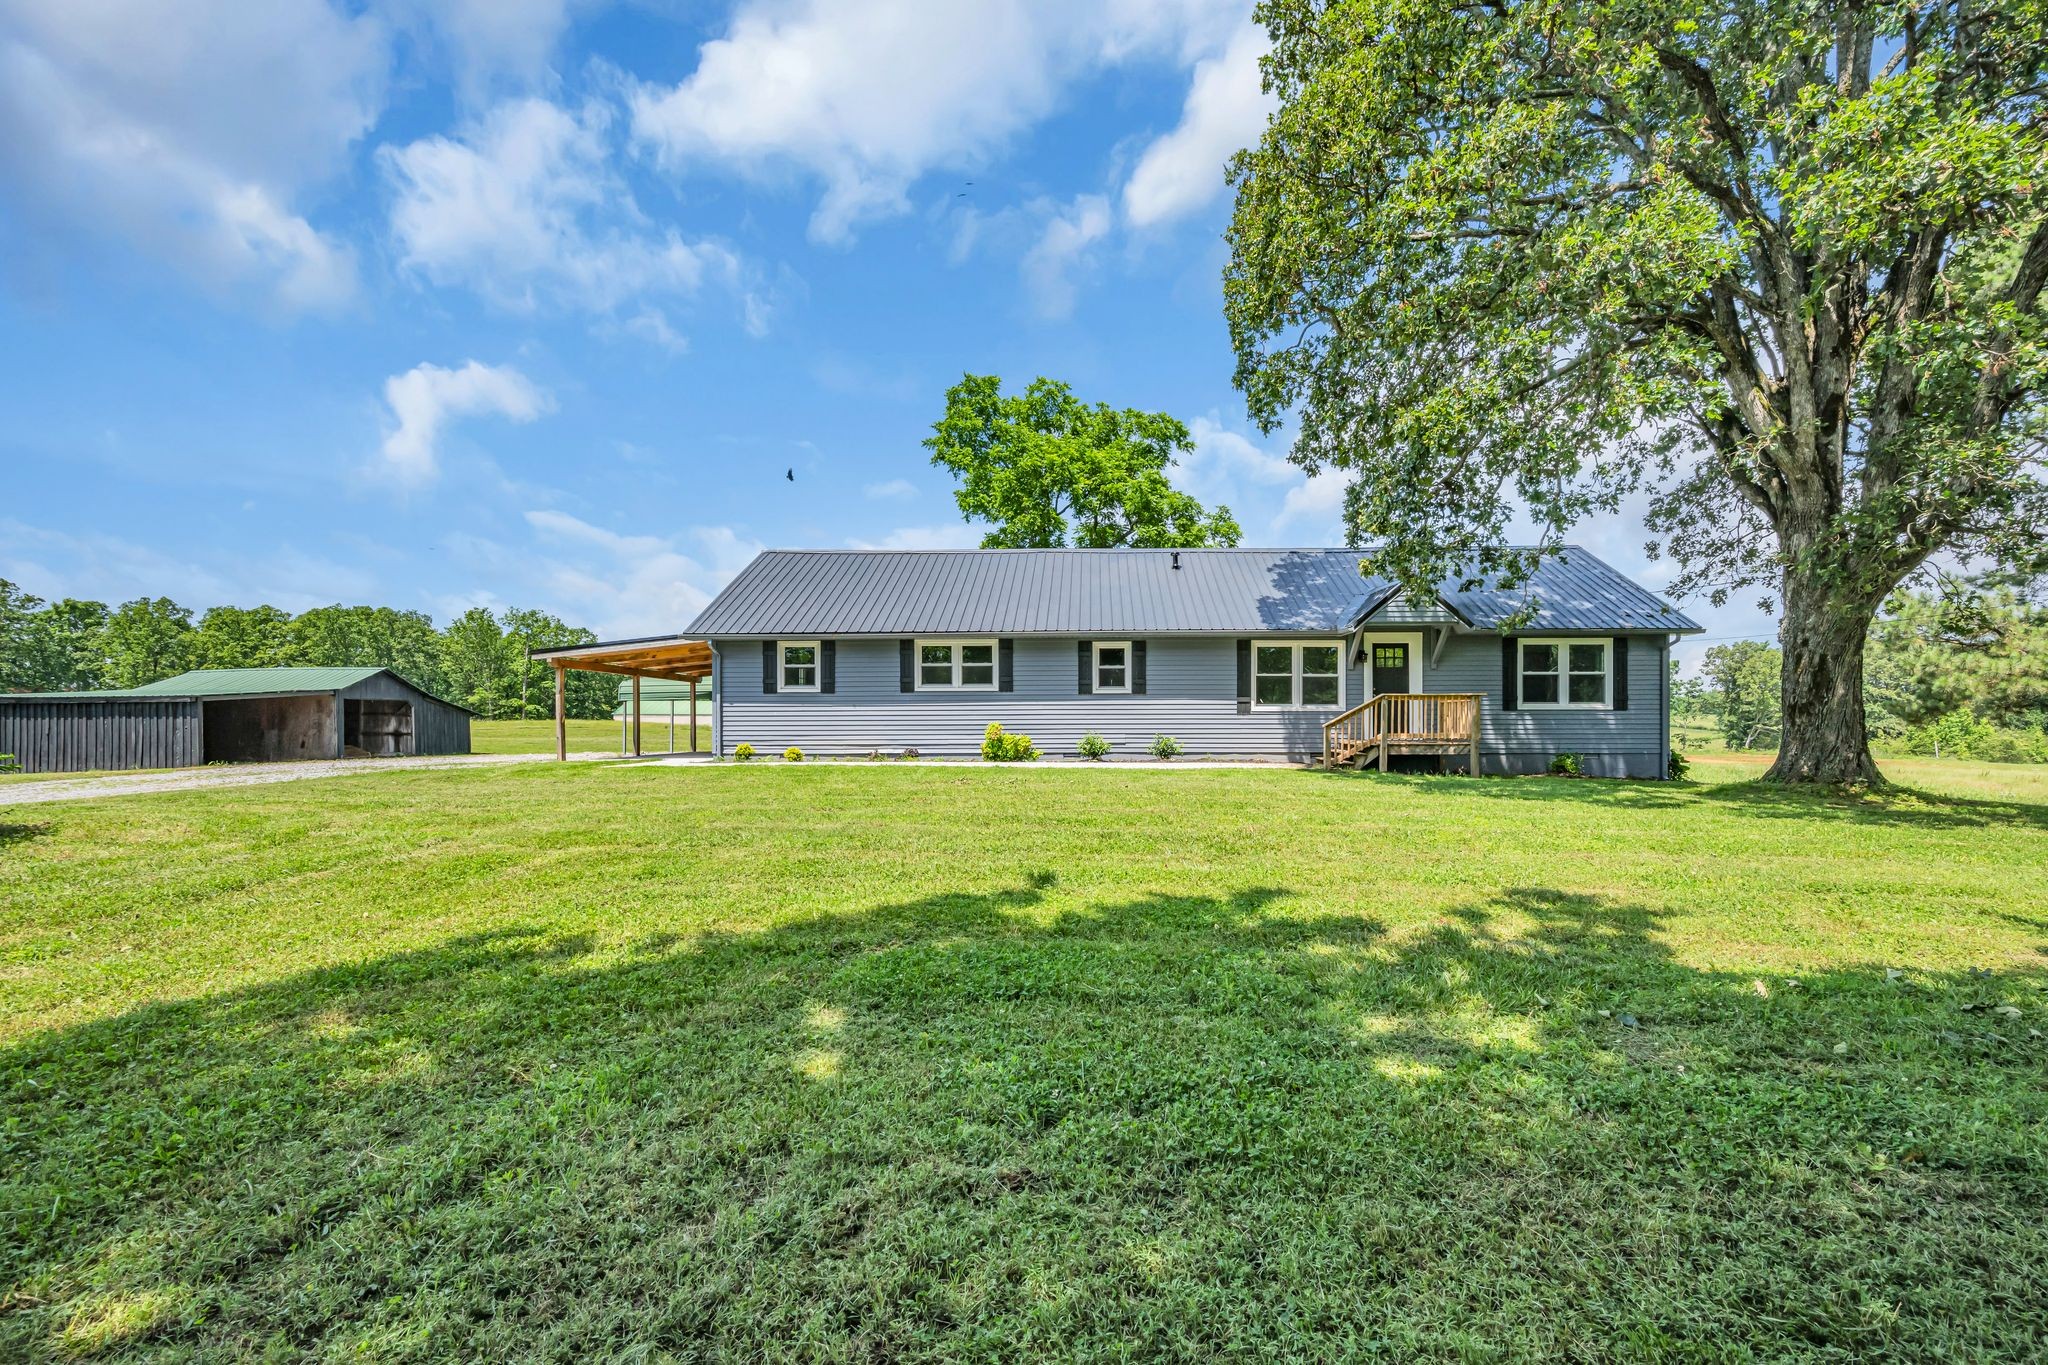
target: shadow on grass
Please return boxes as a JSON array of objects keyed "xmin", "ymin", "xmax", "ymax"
[
  {"xmin": 3, "ymin": 884, "xmax": 2045, "ymax": 1360},
  {"xmin": 1316, "ymin": 765, "xmax": 2048, "ymax": 832},
  {"xmin": 0, "ymin": 821, "xmax": 52, "ymax": 847}
]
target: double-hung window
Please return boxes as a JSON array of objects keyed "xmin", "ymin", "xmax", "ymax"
[
  {"xmin": 779, "ymin": 641, "xmax": 820, "ymax": 691},
  {"xmin": 1520, "ymin": 639, "xmax": 1609, "ymax": 707},
  {"xmin": 917, "ymin": 639, "xmax": 997, "ymax": 690},
  {"xmin": 1252, "ymin": 640, "xmax": 1343, "ymax": 708},
  {"xmin": 1093, "ymin": 641, "xmax": 1131, "ymax": 693}
]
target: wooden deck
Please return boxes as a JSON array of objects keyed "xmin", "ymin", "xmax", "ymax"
[{"xmin": 1321, "ymin": 693, "xmax": 1483, "ymax": 773}]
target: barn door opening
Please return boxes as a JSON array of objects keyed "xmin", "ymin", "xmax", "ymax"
[{"xmin": 344, "ymin": 699, "xmax": 414, "ymax": 757}]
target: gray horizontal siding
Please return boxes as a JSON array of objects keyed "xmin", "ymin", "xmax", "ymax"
[
  {"xmin": 715, "ymin": 637, "xmax": 1363, "ymax": 759},
  {"xmin": 1363, "ymin": 591, "xmax": 1460, "ymax": 625},
  {"xmin": 0, "ymin": 699, "xmax": 204, "ymax": 773},
  {"xmin": 712, "ymin": 630, "xmax": 1672, "ymax": 776}
]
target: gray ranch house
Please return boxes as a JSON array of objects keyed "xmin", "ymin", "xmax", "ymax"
[{"xmin": 684, "ymin": 547, "xmax": 1701, "ymax": 776}]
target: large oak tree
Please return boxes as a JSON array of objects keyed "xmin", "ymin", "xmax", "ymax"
[{"xmin": 1226, "ymin": 0, "xmax": 2048, "ymax": 782}]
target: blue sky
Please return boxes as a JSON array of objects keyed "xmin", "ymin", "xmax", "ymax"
[{"xmin": 0, "ymin": 0, "xmax": 1760, "ymax": 664}]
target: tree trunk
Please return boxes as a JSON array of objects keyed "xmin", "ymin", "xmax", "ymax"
[{"xmin": 1765, "ymin": 566, "xmax": 1884, "ymax": 785}]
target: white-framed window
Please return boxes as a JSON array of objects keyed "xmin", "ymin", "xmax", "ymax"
[
  {"xmin": 1252, "ymin": 639, "xmax": 1344, "ymax": 708},
  {"xmin": 1520, "ymin": 638, "xmax": 1610, "ymax": 707},
  {"xmin": 1094, "ymin": 640, "xmax": 1131, "ymax": 693},
  {"xmin": 916, "ymin": 638, "xmax": 998, "ymax": 690},
  {"xmin": 779, "ymin": 640, "xmax": 820, "ymax": 691}
]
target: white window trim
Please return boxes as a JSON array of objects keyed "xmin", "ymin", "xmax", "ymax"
[
  {"xmin": 1251, "ymin": 638, "xmax": 1346, "ymax": 710},
  {"xmin": 914, "ymin": 637, "xmax": 999, "ymax": 691},
  {"xmin": 1093, "ymin": 640, "xmax": 1132, "ymax": 694},
  {"xmin": 1519, "ymin": 636, "xmax": 1612, "ymax": 709},
  {"xmin": 778, "ymin": 640, "xmax": 821, "ymax": 693}
]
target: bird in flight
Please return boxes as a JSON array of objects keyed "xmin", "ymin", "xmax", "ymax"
[{"xmin": 786, "ymin": 468, "xmax": 794, "ymax": 481}]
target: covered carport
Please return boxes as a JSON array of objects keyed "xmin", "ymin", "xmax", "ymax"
[{"xmin": 529, "ymin": 636, "xmax": 713, "ymax": 761}]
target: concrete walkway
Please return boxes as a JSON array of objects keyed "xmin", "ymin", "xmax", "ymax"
[{"xmin": 0, "ymin": 751, "xmax": 619, "ymax": 807}]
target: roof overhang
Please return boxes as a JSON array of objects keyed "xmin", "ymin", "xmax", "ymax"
[{"xmin": 529, "ymin": 635, "xmax": 712, "ymax": 681}]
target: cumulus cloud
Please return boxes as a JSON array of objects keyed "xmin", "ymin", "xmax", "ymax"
[
  {"xmin": 1122, "ymin": 19, "xmax": 1272, "ymax": 229},
  {"xmin": 863, "ymin": 479, "xmax": 919, "ymax": 501},
  {"xmin": 390, "ymin": 0, "xmax": 582, "ymax": 98},
  {"xmin": 1021, "ymin": 194, "xmax": 1111, "ymax": 319},
  {"xmin": 629, "ymin": 0, "xmax": 1249, "ymax": 243},
  {"xmin": 522, "ymin": 509, "xmax": 763, "ymax": 637},
  {"xmin": 384, "ymin": 96, "xmax": 748, "ymax": 320},
  {"xmin": 378, "ymin": 361, "xmax": 552, "ymax": 488},
  {"xmin": 0, "ymin": 0, "xmax": 382, "ymax": 310}
]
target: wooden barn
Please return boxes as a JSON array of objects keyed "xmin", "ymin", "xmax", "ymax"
[{"xmin": 0, "ymin": 667, "xmax": 472, "ymax": 773}]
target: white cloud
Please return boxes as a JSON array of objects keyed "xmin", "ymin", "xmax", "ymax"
[
  {"xmin": 1122, "ymin": 19, "xmax": 1270, "ymax": 229},
  {"xmin": 1272, "ymin": 473, "xmax": 1348, "ymax": 541},
  {"xmin": 0, "ymin": 517, "xmax": 377, "ymax": 612},
  {"xmin": 845, "ymin": 524, "xmax": 982, "ymax": 551},
  {"xmin": 523, "ymin": 509, "xmax": 763, "ymax": 637},
  {"xmin": 1173, "ymin": 415, "xmax": 1298, "ymax": 503},
  {"xmin": 378, "ymin": 361, "xmax": 552, "ymax": 488},
  {"xmin": 0, "ymin": 0, "xmax": 382, "ymax": 310},
  {"xmin": 384, "ymin": 96, "xmax": 746, "ymax": 317},
  {"xmin": 1021, "ymin": 194, "xmax": 1111, "ymax": 319},
  {"xmin": 390, "ymin": 0, "xmax": 581, "ymax": 98},
  {"xmin": 863, "ymin": 478, "xmax": 919, "ymax": 501},
  {"xmin": 629, "ymin": 0, "xmax": 1251, "ymax": 244}
]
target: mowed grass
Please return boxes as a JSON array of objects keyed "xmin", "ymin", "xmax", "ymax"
[
  {"xmin": 468, "ymin": 718, "xmax": 708, "ymax": 755},
  {"xmin": 2, "ymin": 762, "xmax": 2044, "ymax": 1362}
]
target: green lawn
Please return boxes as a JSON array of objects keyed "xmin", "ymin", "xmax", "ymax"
[
  {"xmin": 469, "ymin": 717, "xmax": 708, "ymax": 755},
  {"xmin": 2, "ymin": 761, "xmax": 2044, "ymax": 1361}
]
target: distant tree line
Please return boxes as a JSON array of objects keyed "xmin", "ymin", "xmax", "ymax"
[
  {"xmin": 0, "ymin": 581, "xmax": 620, "ymax": 721},
  {"xmin": 1677, "ymin": 573, "xmax": 2048, "ymax": 763}
]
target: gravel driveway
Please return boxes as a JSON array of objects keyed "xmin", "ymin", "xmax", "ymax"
[{"xmin": 0, "ymin": 752, "xmax": 617, "ymax": 807}]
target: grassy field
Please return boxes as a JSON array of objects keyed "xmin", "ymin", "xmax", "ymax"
[
  {"xmin": 469, "ymin": 717, "xmax": 708, "ymax": 755},
  {"xmin": 2, "ymin": 760, "xmax": 2044, "ymax": 1361}
]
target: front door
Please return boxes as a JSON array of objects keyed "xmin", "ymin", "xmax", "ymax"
[{"xmin": 1371, "ymin": 642, "xmax": 1411, "ymax": 695}]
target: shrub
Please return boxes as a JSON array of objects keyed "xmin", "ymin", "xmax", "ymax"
[
  {"xmin": 733, "ymin": 743, "xmax": 755, "ymax": 761},
  {"xmin": 1668, "ymin": 748, "xmax": 1690, "ymax": 780},
  {"xmin": 1077, "ymin": 732, "xmax": 1112, "ymax": 760},
  {"xmin": 783, "ymin": 747, "xmax": 804, "ymax": 763},
  {"xmin": 900, "ymin": 747, "xmax": 920, "ymax": 760},
  {"xmin": 1148, "ymin": 734, "xmax": 1184, "ymax": 760},
  {"xmin": 981, "ymin": 722, "xmax": 1039, "ymax": 762},
  {"xmin": 1548, "ymin": 751, "xmax": 1585, "ymax": 778},
  {"xmin": 0, "ymin": 753, "xmax": 17, "ymax": 774}
]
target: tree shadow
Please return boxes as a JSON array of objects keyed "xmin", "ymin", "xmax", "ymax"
[
  {"xmin": 0, "ymin": 821, "xmax": 52, "ymax": 847},
  {"xmin": 4, "ymin": 883, "xmax": 2044, "ymax": 1360}
]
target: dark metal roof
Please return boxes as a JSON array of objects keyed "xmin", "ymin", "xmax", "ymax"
[
  {"xmin": 685, "ymin": 547, "xmax": 1701, "ymax": 636},
  {"xmin": 2, "ymin": 667, "xmax": 476, "ymax": 712}
]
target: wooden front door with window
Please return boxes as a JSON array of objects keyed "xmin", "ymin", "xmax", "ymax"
[{"xmin": 1371, "ymin": 642, "xmax": 1410, "ymax": 695}]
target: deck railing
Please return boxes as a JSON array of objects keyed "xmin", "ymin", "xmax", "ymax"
[{"xmin": 1321, "ymin": 692, "xmax": 1484, "ymax": 772}]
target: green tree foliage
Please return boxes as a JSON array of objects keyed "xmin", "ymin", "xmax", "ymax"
[
  {"xmin": 501, "ymin": 608, "xmax": 612, "ymax": 720},
  {"xmin": 1866, "ymin": 572, "xmax": 2048, "ymax": 728},
  {"xmin": 926, "ymin": 374, "xmax": 1242, "ymax": 548},
  {"xmin": 192, "ymin": 605, "xmax": 294, "ymax": 670},
  {"xmin": 289, "ymin": 606, "xmax": 450, "ymax": 698},
  {"xmin": 1227, "ymin": 2, "xmax": 2048, "ymax": 783},
  {"xmin": 1703, "ymin": 641, "xmax": 1783, "ymax": 750},
  {"xmin": 441, "ymin": 608, "xmax": 514, "ymax": 718},
  {"xmin": 99, "ymin": 598, "xmax": 195, "ymax": 689}
]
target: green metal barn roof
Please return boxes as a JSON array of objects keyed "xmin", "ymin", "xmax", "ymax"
[{"xmin": 5, "ymin": 667, "xmax": 452, "ymax": 703}]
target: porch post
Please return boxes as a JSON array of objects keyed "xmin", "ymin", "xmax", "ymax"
[
  {"xmin": 1469, "ymin": 696, "xmax": 1481, "ymax": 777},
  {"xmin": 553, "ymin": 662, "xmax": 566, "ymax": 762},
  {"xmin": 669, "ymin": 697, "xmax": 676, "ymax": 754},
  {"xmin": 689, "ymin": 676, "xmax": 699, "ymax": 754},
  {"xmin": 631, "ymin": 675, "xmax": 642, "ymax": 757}
]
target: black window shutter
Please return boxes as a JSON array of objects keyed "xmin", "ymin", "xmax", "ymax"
[
  {"xmin": 821, "ymin": 640, "xmax": 836, "ymax": 695},
  {"xmin": 1076, "ymin": 640, "xmax": 1093, "ymax": 695},
  {"xmin": 1236, "ymin": 639, "xmax": 1252, "ymax": 714},
  {"xmin": 899, "ymin": 639, "xmax": 915, "ymax": 693},
  {"xmin": 1500, "ymin": 637, "xmax": 1517, "ymax": 711},
  {"xmin": 762, "ymin": 640, "xmax": 778, "ymax": 694},
  {"xmin": 1132, "ymin": 639, "xmax": 1147, "ymax": 695},
  {"xmin": 1611, "ymin": 636, "xmax": 1628, "ymax": 710},
  {"xmin": 998, "ymin": 638, "xmax": 1014, "ymax": 692}
]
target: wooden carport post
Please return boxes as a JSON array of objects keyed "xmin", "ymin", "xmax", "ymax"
[
  {"xmin": 689, "ymin": 676, "xmax": 699, "ymax": 754},
  {"xmin": 553, "ymin": 662, "xmax": 566, "ymax": 762},
  {"xmin": 631, "ymin": 675, "xmax": 642, "ymax": 757}
]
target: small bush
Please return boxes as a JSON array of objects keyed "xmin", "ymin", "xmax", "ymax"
[
  {"xmin": 981, "ymin": 723, "xmax": 1039, "ymax": 762},
  {"xmin": 783, "ymin": 747, "xmax": 804, "ymax": 763},
  {"xmin": 1077, "ymin": 732, "xmax": 1112, "ymax": 761},
  {"xmin": 1668, "ymin": 748, "xmax": 1690, "ymax": 780},
  {"xmin": 733, "ymin": 743, "xmax": 755, "ymax": 761},
  {"xmin": 1148, "ymin": 734, "xmax": 1183, "ymax": 760},
  {"xmin": 900, "ymin": 747, "xmax": 920, "ymax": 761},
  {"xmin": 0, "ymin": 753, "xmax": 18, "ymax": 774},
  {"xmin": 1548, "ymin": 751, "xmax": 1585, "ymax": 778}
]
